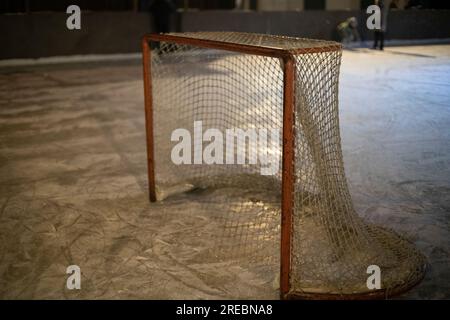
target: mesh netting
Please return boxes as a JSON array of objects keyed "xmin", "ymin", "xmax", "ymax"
[{"xmin": 147, "ymin": 32, "xmax": 426, "ymax": 298}]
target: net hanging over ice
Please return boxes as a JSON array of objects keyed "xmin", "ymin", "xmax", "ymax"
[{"xmin": 144, "ymin": 32, "xmax": 426, "ymax": 299}]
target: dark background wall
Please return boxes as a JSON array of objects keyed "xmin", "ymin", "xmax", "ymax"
[
  {"xmin": 0, "ymin": 12, "xmax": 152, "ymax": 59},
  {"xmin": 180, "ymin": 10, "xmax": 450, "ymax": 41},
  {"xmin": 0, "ymin": 0, "xmax": 237, "ymax": 13},
  {"xmin": 1, "ymin": 10, "xmax": 449, "ymax": 59},
  {"xmin": 2, "ymin": 0, "xmax": 449, "ymax": 13}
]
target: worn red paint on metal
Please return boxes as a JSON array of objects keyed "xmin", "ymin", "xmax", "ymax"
[{"xmin": 141, "ymin": 37, "xmax": 156, "ymax": 202}]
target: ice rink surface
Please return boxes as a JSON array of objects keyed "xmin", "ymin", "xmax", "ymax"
[{"xmin": 0, "ymin": 45, "xmax": 449, "ymax": 299}]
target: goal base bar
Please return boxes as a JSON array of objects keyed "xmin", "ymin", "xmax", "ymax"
[{"xmin": 283, "ymin": 266, "xmax": 427, "ymax": 300}]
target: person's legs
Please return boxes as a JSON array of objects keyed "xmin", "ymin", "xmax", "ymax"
[
  {"xmin": 338, "ymin": 29, "xmax": 345, "ymax": 43},
  {"xmin": 151, "ymin": 17, "xmax": 164, "ymax": 49},
  {"xmin": 154, "ymin": 18, "xmax": 164, "ymax": 34},
  {"xmin": 160, "ymin": 15, "xmax": 170, "ymax": 34},
  {"xmin": 343, "ymin": 29, "xmax": 352, "ymax": 44},
  {"xmin": 373, "ymin": 31, "xmax": 379, "ymax": 49},
  {"xmin": 379, "ymin": 32, "xmax": 385, "ymax": 50}
]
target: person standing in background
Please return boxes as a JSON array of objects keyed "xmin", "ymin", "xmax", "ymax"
[
  {"xmin": 337, "ymin": 17, "xmax": 361, "ymax": 45},
  {"xmin": 149, "ymin": 0, "xmax": 176, "ymax": 34},
  {"xmin": 373, "ymin": 0, "xmax": 391, "ymax": 50}
]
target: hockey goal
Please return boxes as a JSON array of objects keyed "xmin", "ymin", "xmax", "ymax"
[{"xmin": 141, "ymin": 32, "xmax": 426, "ymax": 299}]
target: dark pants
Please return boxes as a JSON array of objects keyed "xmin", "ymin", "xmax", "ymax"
[
  {"xmin": 151, "ymin": 14, "xmax": 171, "ymax": 49},
  {"xmin": 374, "ymin": 31, "xmax": 385, "ymax": 50},
  {"xmin": 154, "ymin": 16, "xmax": 170, "ymax": 34}
]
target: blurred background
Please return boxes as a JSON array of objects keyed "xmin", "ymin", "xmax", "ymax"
[{"xmin": 1, "ymin": 0, "xmax": 449, "ymax": 59}]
